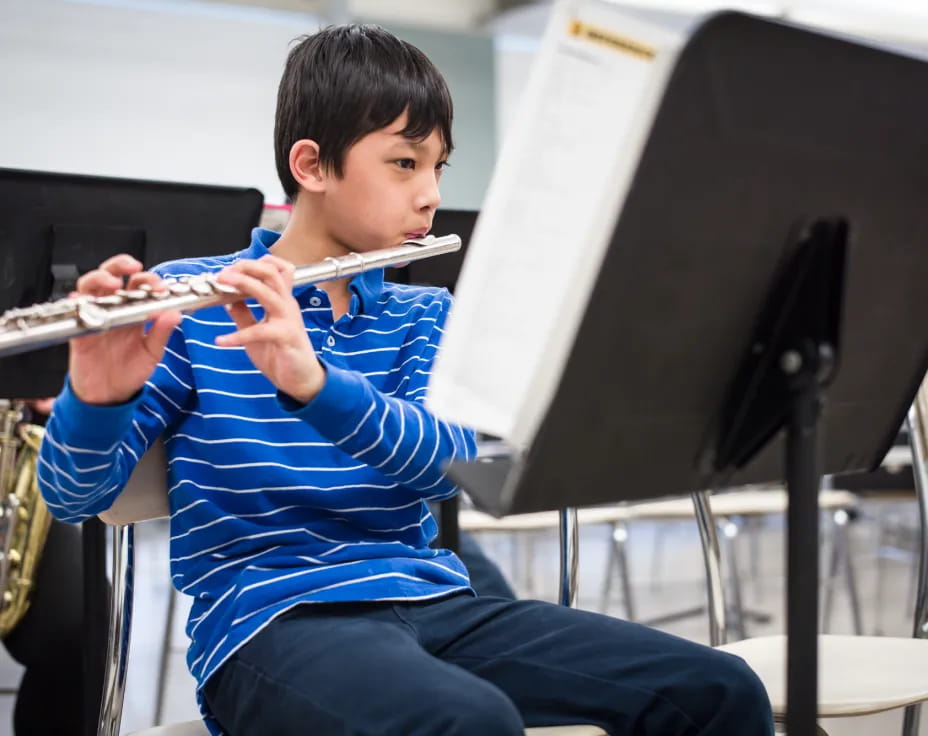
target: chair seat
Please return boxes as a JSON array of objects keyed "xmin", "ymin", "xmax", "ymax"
[
  {"xmin": 627, "ymin": 488, "xmax": 857, "ymax": 520},
  {"xmin": 459, "ymin": 488, "xmax": 858, "ymax": 533},
  {"xmin": 129, "ymin": 722, "xmax": 606, "ymax": 735},
  {"xmin": 717, "ymin": 634, "xmax": 928, "ymax": 717}
]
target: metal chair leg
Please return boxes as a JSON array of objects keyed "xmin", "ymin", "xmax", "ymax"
[
  {"xmin": 558, "ymin": 508, "xmax": 578, "ymax": 608},
  {"xmin": 153, "ymin": 582, "xmax": 177, "ymax": 725},
  {"xmin": 901, "ymin": 404, "xmax": 928, "ymax": 736},
  {"xmin": 614, "ymin": 522, "xmax": 635, "ymax": 621},
  {"xmin": 720, "ymin": 517, "xmax": 747, "ymax": 640},
  {"xmin": 835, "ymin": 509, "xmax": 863, "ymax": 635},
  {"xmin": 691, "ymin": 491, "xmax": 727, "ymax": 646},
  {"xmin": 97, "ymin": 524, "xmax": 134, "ymax": 736},
  {"xmin": 600, "ymin": 522, "xmax": 635, "ymax": 619},
  {"xmin": 821, "ymin": 511, "xmax": 842, "ymax": 633}
]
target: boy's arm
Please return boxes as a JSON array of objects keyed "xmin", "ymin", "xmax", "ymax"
[
  {"xmin": 38, "ymin": 322, "xmax": 193, "ymax": 522},
  {"xmin": 285, "ymin": 367, "xmax": 475, "ymax": 501},
  {"xmin": 213, "ymin": 255, "xmax": 475, "ymax": 498}
]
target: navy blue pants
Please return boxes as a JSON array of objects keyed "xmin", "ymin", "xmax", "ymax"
[{"xmin": 203, "ymin": 592, "xmax": 773, "ymax": 736}]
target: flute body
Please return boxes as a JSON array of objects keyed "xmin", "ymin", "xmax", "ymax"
[{"xmin": 0, "ymin": 234, "xmax": 461, "ymax": 359}]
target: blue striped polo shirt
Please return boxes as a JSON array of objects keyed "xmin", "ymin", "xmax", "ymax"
[{"xmin": 37, "ymin": 227, "xmax": 477, "ymax": 733}]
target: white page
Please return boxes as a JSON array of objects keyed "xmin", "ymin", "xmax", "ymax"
[{"xmin": 428, "ymin": 0, "xmax": 686, "ymax": 447}]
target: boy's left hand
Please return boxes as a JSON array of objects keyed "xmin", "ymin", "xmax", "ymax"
[{"xmin": 216, "ymin": 255, "xmax": 325, "ymax": 404}]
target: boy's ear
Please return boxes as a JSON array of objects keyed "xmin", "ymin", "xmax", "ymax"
[{"xmin": 289, "ymin": 139, "xmax": 327, "ymax": 193}]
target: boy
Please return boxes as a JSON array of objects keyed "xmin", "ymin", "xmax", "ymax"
[{"xmin": 37, "ymin": 24, "xmax": 773, "ymax": 735}]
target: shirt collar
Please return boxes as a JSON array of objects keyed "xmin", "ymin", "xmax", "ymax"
[{"xmin": 243, "ymin": 228, "xmax": 384, "ymax": 313}]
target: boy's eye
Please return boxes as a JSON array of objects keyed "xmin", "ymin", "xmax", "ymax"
[
  {"xmin": 436, "ymin": 161, "xmax": 450, "ymax": 171},
  {"xmin": 395, "ymin": 158, "xmax": 416, "ymax": 170}
]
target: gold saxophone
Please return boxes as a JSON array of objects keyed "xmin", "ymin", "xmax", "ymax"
[{"xmin": 0, "ymin": 400, "xmax": 51, "ymax": 637}]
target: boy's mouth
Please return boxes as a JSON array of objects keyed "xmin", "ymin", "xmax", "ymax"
[{"xmin": 405, "ymin": 229, "xmax": 430, "ymax": 240}]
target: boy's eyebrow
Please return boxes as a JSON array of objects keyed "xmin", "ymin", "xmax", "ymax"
[{"xmin": 388, "ymin": 138, "xmax": 449, "ymax": 157}]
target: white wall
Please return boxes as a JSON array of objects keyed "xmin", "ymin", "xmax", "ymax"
[{"xmin": 0, "ymin": 0, "xmax": 495, "ymax": 208}]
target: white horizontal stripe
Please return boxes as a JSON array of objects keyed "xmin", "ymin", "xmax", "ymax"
[
  {"xmin": 42, "ymin": 430, "xmax": 121, "ymax": 456},
  {"xmin": 168, "ymin": 477, "xmax": 399, "ymax": 497},
  {"xmin": 332, "ymin": 316, "xmax": 437, "ymax": 338},
  {"xmin": 196, "ymin": 388, "xmax": 277, "ymax": 399},
  {"xmin": 167, "ymin": 433, "xmax": 330, "ymax": 448},
  {"xmin": 361, "ymin": 354, "xmax": 427, "ymax": 378},
  {"xmin": 189, "ymin": 363, "xmax": 261, "ymax": 375},
  {"xmin": 329, "ymin": 335, "xmax": 428, "ymax": 357},
  {"xmin": 162, "ymin": 343, "xmax": 191, "ymax": 365},
  {"xmin": 186, "ymin": 339, "xmax": 247, "ymax": 352},
  {"xmin": 180, "ymin": 545, "xmax": 283, "ymax": 594},
  {"xmin": 170, "ymin": 507, "xmax": 302, "ymax": 542},
  {"xmin": 168, "ymin": 456, "xmax": 367, "ymax": 473},
  {"xmin": 178, "ymin": 410, "xmax": 300, "ymax": 424},
  {"xmin": 156, "ymin": 362, "xmax": 193, "ymax": 390}
]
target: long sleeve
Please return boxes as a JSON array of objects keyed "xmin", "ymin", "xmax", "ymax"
[
  {"xmin": 286, "ymin": 364, "xmax": 476, "ymax": 501},
  {"xmin": 283, "ymin": 295, "xmax": 477, "ymax": 501},
  {"xmin": 37, "ymin": 325, "xmax": 194, "ymax": 521}
]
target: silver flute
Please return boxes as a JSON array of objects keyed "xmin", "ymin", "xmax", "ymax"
[{"xmin": 0, "ymin": 234, "xmax": 461, "ymax": 359}]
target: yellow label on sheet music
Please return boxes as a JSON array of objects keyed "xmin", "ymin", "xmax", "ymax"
[{"xmin": 567, "ymin": 19, "xmax": 655, "ymax": 60}]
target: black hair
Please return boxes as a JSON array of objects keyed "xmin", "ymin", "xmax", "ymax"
[{"xmin": 274, "ymin": 24, "xmax": 454, "ymax": 199}]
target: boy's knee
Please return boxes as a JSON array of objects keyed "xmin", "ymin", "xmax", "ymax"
[
  {"xmin": 423, "ymin": 686, "xmax": 523, "ymax": 736},
  {"xmin": 704, "ymin": 651, "xmax": 774, "ymax": 733}
]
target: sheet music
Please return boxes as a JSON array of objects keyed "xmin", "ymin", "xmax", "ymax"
[{"xmin": 428, "ymin": 0, "xmax": 685, "ymax": 448}]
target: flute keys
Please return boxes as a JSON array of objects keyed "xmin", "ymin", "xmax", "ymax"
[
  {"xmin": 116, "ymin": 289, "xmax": 150, "ymax": 301},
  {"xmin": 205, "ymin": 276, "xmax": 238, "ymax": 295},
  {"xmin": 138, "ymin": 284, "xmax": 170, "ymax": 300},
  {"xmin": 190, "ymin": 280, "xmax": 213, "ymax": 296},
  {"xmin": 77, "ymin": 302, "xmax": 108, "ymax": 330},
  {"xmin": 93, "ymin": 295, "xmax": 124, "ymax": 306},
  {"xmin": 167, "ymin": 282, "xmax": 192, "ymax": 296}
]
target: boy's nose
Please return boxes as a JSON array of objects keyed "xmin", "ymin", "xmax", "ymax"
[{"xmin": 416, "ymin": 176, "xmax": 441, "ymax": 212}]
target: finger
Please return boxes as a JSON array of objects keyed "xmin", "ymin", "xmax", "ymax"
[
  {"xmin": 99, "ymin": 254, "xmax": 144, "ymax": 276},
  {"xmin": 259, "ymin": 255, "xmax": 297, "ymax": 285},
  {"xmin": 126, "ymin": 271, "xmax": 168, "ymax": 291},
  {"xmin": 226, "ymin": 257, "xmax": 291, "ymax": 295},
  {"xmin": 215, "ymin": 320, "xmax": 282, "ymax": 347},
  {"xmin": 75, "ymin": 269, "xmax": 124, "ymax": 296},
  {"xmin": 142, "ymin": 311, "xmax": 183, "ymax": 359},
  {"xmin": 224, "ymin": 301, "xmax": 258, "ymax": 332},
  {"xmin": 25, "ymin": 398, "xmax": 55, "ymax": 416},
  {"xmin": 216, "ymin": 270, "xmax": 289, "ymax": 316}
]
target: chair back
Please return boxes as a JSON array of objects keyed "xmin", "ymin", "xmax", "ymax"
[{"xmin": 98, "ymin": 439, "xmax": 169, "ymax": 525}]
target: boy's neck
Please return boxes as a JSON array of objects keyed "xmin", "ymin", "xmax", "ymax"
[{"xmin": 269, "ymin": 199, "xmax": 351, "ymax": 304}]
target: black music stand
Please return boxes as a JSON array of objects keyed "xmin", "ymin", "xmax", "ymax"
[
  {"xmin": 446, "ymin": 13, "xmax": 928, "ymax": 736},
  {"xmin": 0, "ymin": 168, "xmax": 262, "ymax": 736}
]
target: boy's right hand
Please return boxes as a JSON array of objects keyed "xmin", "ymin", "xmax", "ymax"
[{"xmin": 68, "ymin": 255, "xmax": 182, "ymax": 406}]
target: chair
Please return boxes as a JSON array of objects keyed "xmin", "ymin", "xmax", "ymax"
[
  {"xmin": 687, "ymin": 445, "xmax": 928, "ymax": 735},
  {"xmin": 607, "ymin": 488, "xmax": 863, "ymax": 638},
  {"xmin": 95, "ymin": 440, "xmax": 606, "ymax": 736}
]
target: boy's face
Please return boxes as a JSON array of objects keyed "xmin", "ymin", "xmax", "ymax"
[{"xmin": 321, "ymin": 113, "xmax": 447, "ymax": 252}]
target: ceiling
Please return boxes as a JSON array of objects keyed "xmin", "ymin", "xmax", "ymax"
[
  {"xmin": 194, "ymin": 0, "xmax": 545, "ymax": 31},
  {"xmin": 189, "ymin": 0, "xmax": 928, "ymax": 45}
]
